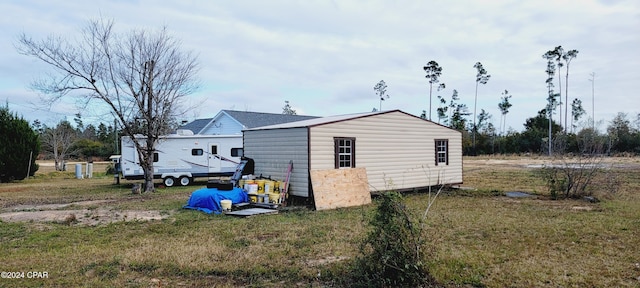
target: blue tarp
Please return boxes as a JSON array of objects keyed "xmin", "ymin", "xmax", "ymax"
[{"xmin": 183, "ymin": 187, "xmax": 248, "ymax": 214}]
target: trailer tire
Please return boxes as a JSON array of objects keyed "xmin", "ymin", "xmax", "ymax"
[
  {"xmin": 179, "ymin": 176, "xmax": 191, "ymax": 186},
  {"xmin": 163, "ymin": 177, "xmax": 176, "ymax": 187}
]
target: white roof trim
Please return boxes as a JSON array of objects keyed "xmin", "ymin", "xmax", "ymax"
[{"xmin": 244, "ymin": 110, "xmax": 389, "ymax": 131}]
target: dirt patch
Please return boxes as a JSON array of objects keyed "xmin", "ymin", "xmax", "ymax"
[
  {"xmin": 464, "ymin": 156, "xmax": 640, "ymax": 169},
  {"xmin": 0, "ymin": 209, "xmax": 168, "ymax": 226},
  {"xmin": 0, "ymin": 200, "xmax": 169, "ymax": 226},
  {"xmin": 4, "ymin": 200, "xmax": 116, "ymax": 212}
]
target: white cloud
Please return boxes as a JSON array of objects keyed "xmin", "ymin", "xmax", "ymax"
[{"xmin": 0, "ymin": 0, "xmax": 638, "ymax": 131}]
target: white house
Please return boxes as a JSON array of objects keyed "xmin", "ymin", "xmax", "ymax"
[
  {"xmin": 180, "ymin": 110, "xmax": 318, "ymax": 135},
  {"xmin": 243, "ymin": 110, "xmax": 463, "ymax": 199}
]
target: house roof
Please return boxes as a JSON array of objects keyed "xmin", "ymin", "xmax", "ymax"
[
  {"xmin": 244, "ymin": 110, "xmax": 459, "ymax": 132},
  {"xmin": 178, "ymin": 118, "xmax": 212, "ymax": 134},
  {"xmin": 179, "ymin": 110, "xmax": 319, "ymax": 134},
  {"xmin": 221, "ymin": 110, "xmax": 319, "ymax": 129}
]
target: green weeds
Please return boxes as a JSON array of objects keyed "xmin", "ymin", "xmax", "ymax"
[{"xmin": 1, "ymin": 159, "xmax": 639, "ymax": 286}]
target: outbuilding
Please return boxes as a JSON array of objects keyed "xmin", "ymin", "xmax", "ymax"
[{"xmin": 243, "ymin": 110, "xmax": 463, "ymax": 200}]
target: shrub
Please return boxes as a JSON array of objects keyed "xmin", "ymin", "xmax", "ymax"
[
  {"xmin": 536, "ymin": 133, "xmax": 611, "ymax": 199},
  {"xmin": 347, "ymin": 192, "xmax": 436, "ymax": 287}
]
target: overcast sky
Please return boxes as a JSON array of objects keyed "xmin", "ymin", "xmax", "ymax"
[{"xmin": 1, "ymin": 0, "xmax": 638, "ymax": 132}]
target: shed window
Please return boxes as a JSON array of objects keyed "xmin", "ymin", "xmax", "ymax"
[
  {"xmin": 435, "ymin": 139, "xmax": 448, "ymax": 166},
  {"xmin": 192, "ymin": 149, "xmax": 204, "ymax": 156},
  {"xmin": 334, "ymin": 137, "xmax": 355, "ymax": 168}
]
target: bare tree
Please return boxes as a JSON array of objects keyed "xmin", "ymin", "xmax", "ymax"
[
  {"xmin": 17, "ymin": 19, "xmax": 199, "ymax": 192},
  {"xmin": 41, "ymin": 121, "xmax": 78, "ymax": 171},
  {"xmin": 423, "ymin": 61, "xmax": 443, "ymax": 121}
]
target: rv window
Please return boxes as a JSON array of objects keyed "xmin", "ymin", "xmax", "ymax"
[
  {"xmin": 231, "ymin": 148, "xmax": 243, "ymax": 157},
  {"xmin": 334, "ymin": 137, "xmax": 355, "ymax": 168},
  {"xmin": 153, "ymin": 152, "xmax": 159, "ymax": 162},
  {"xmin": 192, "ymin": 149, "xmax": 204, "ymax": 156},
  {"xmin": 435, "ymin": 139, "xmax": 448, "ymax": 166},
  {"xmin": 211, "ymin": 145, "xmax": 218, "ymax": 155}
]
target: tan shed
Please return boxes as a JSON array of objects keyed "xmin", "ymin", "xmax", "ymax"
[{"xmin": 243, "ymin": 110, "xmax": 462, "ymax": 201}]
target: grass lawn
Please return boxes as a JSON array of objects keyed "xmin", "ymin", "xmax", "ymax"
[{"xmin": 1, "ymin": 158, "xmax": 639, "ymax": 287}]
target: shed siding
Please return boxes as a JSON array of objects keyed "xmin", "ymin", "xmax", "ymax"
[
  {"xmin": 243, "ymin": 128, "xmax": 311, "ymax": 197},
  {"xmin": 309, "ymin": 111, "xmax": 462, "ymax": 192}
]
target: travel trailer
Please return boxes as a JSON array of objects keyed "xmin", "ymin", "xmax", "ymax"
[{"xmin": 119, "ymin": 130, "xmax": 243, "ymax": 186}]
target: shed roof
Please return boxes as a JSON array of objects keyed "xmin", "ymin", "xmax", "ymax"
[{"xmin": 244, "ymin": 110, "xmax": 453, "ymax": 131}]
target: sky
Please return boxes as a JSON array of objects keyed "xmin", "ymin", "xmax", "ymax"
[{"xmin": 1, "ymin": 0, "xmax": 638, "ymax": 132}]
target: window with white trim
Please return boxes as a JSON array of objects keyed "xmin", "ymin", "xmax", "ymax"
[
  {"xmin": 334, "ymin": 137, "xmax": 355, "ymax": 168},
  {"xmin": 435, "ymin": 139, "xmax": 448, "ymax": 166}
]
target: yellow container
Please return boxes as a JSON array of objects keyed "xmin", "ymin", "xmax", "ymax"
[
  {"xmin": 255, "ymin": 179, "xmax": 266, "ymax": 194},
  {"xmin": 268, "ymin": 193, "xmax": 280, "ymax": 203},
  {"xmin": 245, "ymin": 184, "xmax": 258, "ymax": 193},
  {"xmin": 238, "ymin": 179, "xmax": 245, "ymax": 188},
  {"xmin": 264, "ymin": 180, "xmax": 275, "ymax": 194},
  {"xmin": 249, "ymin": 195, "xmax": 257, "ymax": 203},
  {"xmin": 220, "ymin": 200, "xmax": 232, "ymax": 211}
]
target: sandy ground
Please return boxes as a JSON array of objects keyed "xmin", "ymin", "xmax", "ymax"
[
  {"xmin": 0, "ymin": 199, "xmax": 169, "ymax": 226},
  {"xmin": 2, "ymin": 157, "xmax": 636, "ymax": 226},
  {"xmin": 464, "ymin": 156, "xmax": 640, "ymax": 169}
]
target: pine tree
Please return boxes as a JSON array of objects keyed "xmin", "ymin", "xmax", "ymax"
[{"xmin": 0, "ymin": 105, "xmax": 40, "ymax": 181}]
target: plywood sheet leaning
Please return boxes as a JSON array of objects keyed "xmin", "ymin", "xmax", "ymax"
[{"xmin": 310, "ymin": 168, "xmax": 371, "ymax": 211}]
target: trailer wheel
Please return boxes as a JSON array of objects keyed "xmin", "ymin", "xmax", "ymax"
[
  {"xmin": 163, "ymin": 177, "xmax": 175, "ymax": 187},
  {"xmin": 179, "ymin": 176, "xmax": 191, "ymax": 186}
]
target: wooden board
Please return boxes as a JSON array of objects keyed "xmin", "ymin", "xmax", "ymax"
[
  {"xmin": 310, "ymin": 168, "xmax": 371, "ymax": 211},
  {"xmin": 224, "ymin": 208, "xmax": 278, "ymax": 217}
]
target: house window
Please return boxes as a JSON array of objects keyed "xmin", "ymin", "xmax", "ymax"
[
  {"xmin": 435, "ymin": 139, "xmax": 448, "ymax": 166},
  {"xmin": 231, "ymin": 148, "xmax": 243, "ymax": 157},
  {"xmin": 334, "ymin": 137, "xmax": 355, "ymax": 168},
  {"xmin": 192, "ymin": 149, "xmax": 204, "ymax": 156}
]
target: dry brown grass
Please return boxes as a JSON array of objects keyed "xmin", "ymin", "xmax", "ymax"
[{"xmin": 0, "ymin": 158, "xmax": 639, "ymax": 287}]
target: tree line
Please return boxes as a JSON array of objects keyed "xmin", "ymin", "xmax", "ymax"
[
  {"xmin": 376, "ymin": 45, "xmax": 639, "ymax": 155},
  {"xmin": 30, "ymin": 114, "xmax": 119, "ymax": 171}
]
